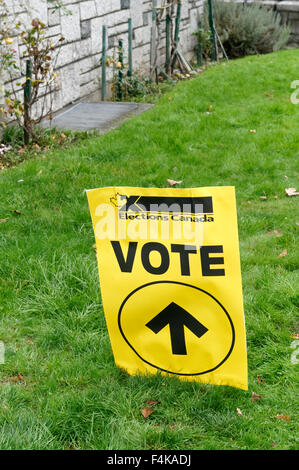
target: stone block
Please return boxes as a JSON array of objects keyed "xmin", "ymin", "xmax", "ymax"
[
  {"xmin": 143, "ymin": 11, "xmax": 150, "ymax": 26},
  {"xmin": 121, "ymin": 0, "xmax": 130, "ymax": 9},
  {"xmin": 277, "ymin": 1, "xmax": 299, "ymax": 13},
  {"xmin": 80, "ymin": 0, "xmax": 97, "ymax": 20},
  {"xmin": 48, "ymin": 7, "xmax": 60, "ymax": 27},
  {"xmin": 91, "ymin": 17, "xmax": 103, "ymax": 54},
  {"xmin": 60, "ymin": 62, "xmax": 81, "ymax": 106},
  {"xmin": 27, "ymin": 0, "xmax": 48, "ymax": 24},
  {"xmin": 60, "ymin": 4, "xmax": 81, "ymax": 42},
  {"xmin": 81, "ymin": 20, "xmax": 92, "ymax": 39}
]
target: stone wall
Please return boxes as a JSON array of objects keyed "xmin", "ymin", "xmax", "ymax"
[
  {"xmin": 276, "ymin": 1, "xmax": 299, "ymax": 44},
  {"xmin": 1, "ymin": 0, "xmax": 203, "ymax": 119}
]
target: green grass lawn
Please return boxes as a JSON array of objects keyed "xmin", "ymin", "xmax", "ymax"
[{"xmin": 0, "ymin": 50, "xmax": 298, "ymax": 450}]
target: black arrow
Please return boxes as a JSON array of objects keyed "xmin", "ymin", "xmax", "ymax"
[{"xmin": 146, "ymin": 302, "xmax": 208, "ymax": 355}]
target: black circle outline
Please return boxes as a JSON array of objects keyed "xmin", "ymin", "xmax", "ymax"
[{"xmin": 118, "ymin": 280, "xmax": 235, "ymax": 376}]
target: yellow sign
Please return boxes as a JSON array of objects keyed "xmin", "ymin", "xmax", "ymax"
[{"xmin": 87, "ymin": 186, "xmax": 248, "ymax": 390}]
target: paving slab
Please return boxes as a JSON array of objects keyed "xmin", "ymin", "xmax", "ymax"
[{"xmin": 43, "ymin": 101, "xmax": 153, "ymax": 133}]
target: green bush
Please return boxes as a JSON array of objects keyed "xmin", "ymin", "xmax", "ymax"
[{"xmin": 201, "ymin": 1, "xmax": 290, "ymax": 59}]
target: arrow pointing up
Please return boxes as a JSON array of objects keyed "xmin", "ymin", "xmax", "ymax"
[{"xmin": 146, "ymin": 302, "xmax": 208, "ymax": 355}]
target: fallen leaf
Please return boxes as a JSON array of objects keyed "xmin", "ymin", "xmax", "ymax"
[
  {"xmin": 208, "ymin": 105, "xmax": 213, "ymax": 111},
  {"xmin": 147, "ymin": 399, "xmax": 160, "ymax": 406},
  {"xmin": 141, "ymin": 405, "xmax": 155, "ymax": 418},
  {"xmin": 251, "ymin": 392, "xmax": 262, "ymax": 402},
  {"xmin": 275, "ymin": 414, "xmax": 290, "ymax": 422},
  {"xmin": 264, "ymin": 93, "xmax": 274, "ymax": 98},
  {"xmin": 8, "ymin": 374, "xmax": 24, "ymax": 382},
  {"xmin": 268, "ymin": 230, "xmax": 282, "ymax": 237},
  {"xmin": 0, "ymin": 218, "xmax": 7, "ymax": 223},
  {"xmin": 260, "ymin": 196, "xmax": 267, "ymax": 200},
  {"xmin": 13, "ymin": 210, "xmax": 21, "ymax": 215},
  {"xmin": 167, "ymin": 179, "xmax": 182, "ymax": 186},
  {"xmin": 236, "ymin": 407, "xmax": 242, "ymax": 416},
  {"xmin": 60, "ymin": 133, "xmax": 66, "ymax": 139},
  {"xmin": 285, "ymin": 187, "xmax": 299, "ymax": 197},
  {"xmin": 278, "ymin": 249, "xmax": 287, "ymax": 258},
  {"xmin": 271, "ymin": 442, "xmax": 277, "ymax": 448},
  {"xmin": 249, "ymin": 129, "xmax": 256, "ymax": 133}
]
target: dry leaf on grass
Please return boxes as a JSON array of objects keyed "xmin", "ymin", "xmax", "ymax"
[
  {"xmin": 278, "ymin": 249, "xmax": 287, "ymax": 258},
  {"xmin": 141, "ymin": 405, "xmax": 155, "ymax": 418},
  {"xmin": 167, "ymin": 179, "xmax": 182, "ymax": 186},
  {"xmin": 8, "ymin": 374, "xmax": 24, "ymax": 383},
  {"xmin": 13, "ymin": 210, "xmax": 21, "ymax": 215},
  {"xmin": 147, "ymin": 400, "xmax": 160, "ymax": 406},
  {"xmin": 251, "ymin": 392, "xmax": 262, "ymax": 402},
  {"xmin": 0, "ymin": 218, "xmax": 7, "ymax": 223},
  {"xmin": 285, "ymin": 187, "xmax": 299, "ymax": 196},
  {"xmin": 236, "ymin": 407, "xmax": 242, "ymax": 416},
  {"xmin": 268, "ymin": 230, "xmax": 282, "ymax": 237},
  {"xmin": 260, "ymin": 196, "xmax": 267, "ymax": 200},
  {"xmin": 275, "ymin": 414, "xmax": 290, "ymax": 422},
  {"xmin": 249, "ymin": 129, "xmax": 256, "ymax": 133}
]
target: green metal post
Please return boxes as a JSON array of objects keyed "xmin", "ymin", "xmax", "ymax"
[
  {"xmin": 208, "ymin": 0, "xmax": 217, "ymax": 62},
  {"xmin": 150, "ymin": 0, "xmax": 157, "ymax": 77},
  {"xmin": 171, "ymin": 0, "xmax": 181, "ymax": 69},
  {"xmin": 101, "ymin": 25, "xmax": 107, "ymax": 101},
  {"xmin": 174, "ymin": 1, "xmax": 181, "ymax": 46},
  {"xmin": 165, "ymin": 13, "xmax": 171, "ymax": 73},
  {"xmin": 24, "ymin": 59, "xmax": 32, "ymax": 145},
  {"xmin": 117, "ymin": 39, "xmax": 124, "ymax": 100},
  {"xmin": 128, "ymin": 18, "xmax": 133, "ymax": 77}
]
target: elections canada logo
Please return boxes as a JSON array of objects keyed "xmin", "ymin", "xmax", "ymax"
[
  {"xmin": 95, "ymin": 193, "xmax": 215, "ymax": 242},
  {"xmin": 111, "ymin": 193, "xmax": 215, "ymax": 223}
]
